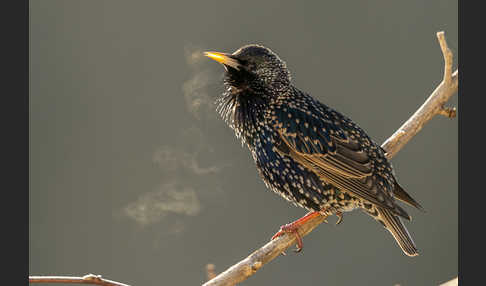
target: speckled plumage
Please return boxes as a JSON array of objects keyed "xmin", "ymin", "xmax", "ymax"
[{"xmin": 207, "ymin": 45, "xmax": 423, "ymax": 257}]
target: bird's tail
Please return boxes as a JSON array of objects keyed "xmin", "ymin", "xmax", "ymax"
[
  {"xmin": 375, "ymin": 206, "xmax": 419, "ymax": 257},
  {"xmin": 393, "ymin": 181, "xmax": 425, "ymax": 212}
]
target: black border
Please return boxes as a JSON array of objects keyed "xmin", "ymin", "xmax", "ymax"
[
  {"xmin": 4, "ymin": 0, "xmax": 470, "ymax": 285},
  {"xmin": 2, "ymin": 0, "xmax": 28, "ymax": 285},
  {"xmin": 459, "ymin": 0, "xmax": 480, "ymax": 285}
]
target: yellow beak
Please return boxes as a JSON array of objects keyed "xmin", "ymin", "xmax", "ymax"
[{"xmin": 204, "ymin": 51, "xmax": 241, "ymax": 70}]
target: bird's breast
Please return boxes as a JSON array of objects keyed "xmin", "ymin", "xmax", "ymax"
[{"xmin": 248, "ymin": 127, "xmax": 359, "ymax": 213}]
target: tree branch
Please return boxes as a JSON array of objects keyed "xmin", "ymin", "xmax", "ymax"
[
  {"xmin": 440, "ymin": 277, "xmax": 458, "ymax": 286},
  {"xmin": 29, "ymin": 274, "xmax": 131, "ymax": 286},
  {"xmin": 381, "ymin": 31, "xmax": 458, "ymax": 159},
  {"xmin": 202, "ymin": 31, "xmax": 458, "ymax": 286}
]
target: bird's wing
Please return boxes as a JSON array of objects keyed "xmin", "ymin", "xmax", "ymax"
[
  {"xmin": 271, "ymin": 104, "xmax": 372, "ymax": 178},
  {"xmin": 271, "ymin": 104, "xmax": 410, "ymax": 219}
]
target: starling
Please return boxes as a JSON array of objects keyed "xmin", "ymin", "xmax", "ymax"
[{"xmin": 205, "ymin": 45, "xmax": 423, "ymax": 257}]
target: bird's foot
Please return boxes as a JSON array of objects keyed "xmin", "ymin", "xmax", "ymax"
[
  {"xmin": 335, "ymin": 211, "xmax": 344, "ymax": 225},
  {"xmin": 271, "ymin": 222, "xmax": 304, "ymax": 253},
  {"xmin": 271, "ymin": 211, "xmax": 322, "ymax": 253}
]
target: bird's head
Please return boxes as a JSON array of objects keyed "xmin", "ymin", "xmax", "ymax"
[{"xmin": 205, "ymin": 44, "xmax": 291, "ymax": 93}]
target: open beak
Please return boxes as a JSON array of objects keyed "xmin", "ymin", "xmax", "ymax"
[{"xmin": 204, "ymin": 51, "xmax": 241, "ymax": 70}]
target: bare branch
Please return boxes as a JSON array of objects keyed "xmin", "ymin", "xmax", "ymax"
[
  {"xmin": 29, "ymin": 274, "xmax": 131, "ymax": 286},
  {"xmin": 440, "ymin": 277, "xmax": 458, "ymax": 286},
  {"xmin": 202, "ymin": 31, "xmax": 458, "ymax": 286},
  {"xmin": 203, "ymin": 215, "xmax": 328, "ymax": 286},
  {"xmin": 382, "ymin": 31, "xmax": 458, "ymax": 159}
]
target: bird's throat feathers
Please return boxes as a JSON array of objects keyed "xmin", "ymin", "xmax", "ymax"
[{"xmin": 216, "ymin": 84, "xmax": 272, "ymax": 147}]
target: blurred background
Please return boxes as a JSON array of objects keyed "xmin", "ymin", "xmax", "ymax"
[{"xmin": 29, "ymin": 1, "xmax": 457, "ymax": 285}]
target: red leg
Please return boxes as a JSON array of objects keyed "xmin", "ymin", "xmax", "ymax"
[{"xmin": 271, "ymin": 211, "xmax": 325, "ymax": 253}]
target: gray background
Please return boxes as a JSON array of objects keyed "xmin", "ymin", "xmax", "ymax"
[{"xmin": 29, "ymin": 1, "xmax": 458, "ymax": 285}]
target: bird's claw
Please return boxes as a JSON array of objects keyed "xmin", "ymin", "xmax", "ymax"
[
  {"xmin": 271, "ymin": 223, "xmax": 304, "ymax": 254},
  {"xmin": 270, "ymin": 211, "xmax": 323, "ymax": 255},
  {"xmin": 335, "ymin": 212, "xmax": 343, "ymax": 225}
]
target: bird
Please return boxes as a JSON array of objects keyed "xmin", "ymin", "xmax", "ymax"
[{"xmin": 204, "ymin": 44, "xmax": 424, "ymax": 257}]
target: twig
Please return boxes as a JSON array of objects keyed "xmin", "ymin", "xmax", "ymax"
[
  {"xmin": 29, "ymin": 274, "xmax": 131, "ymax": 286},
  {"xmin": 202, "ymin": 31, "xmax": 458, "ymax": 286},
  {"xmin": 207, "ymin": 264, "xmax": 217, "ymax": 281}
]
